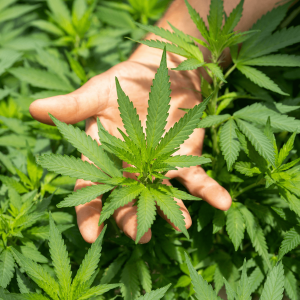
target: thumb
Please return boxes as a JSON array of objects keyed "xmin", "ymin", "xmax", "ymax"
[{"xmin": 29, "ymin": 74, "xmax": 110, "ymax": 125}]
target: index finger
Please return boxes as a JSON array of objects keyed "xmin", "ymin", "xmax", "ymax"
[
  {"xmin": 29, "ymin": 73, "xmax": 109, "ymax": 125},
  {"xmin": 74, "ymin": 179, "xmax": 104, "ymax": 244}
]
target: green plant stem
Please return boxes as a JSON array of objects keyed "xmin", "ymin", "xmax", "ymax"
[
  {"xmin": 233, "ymin": 179, "xmax": 265, "ymax": 199},
  {"xmin": 207, "ymin": 53, "xmax": 228, "ymax": 164},
  {"xmin": 211, "ymin": 126, "xmax": 219, "ymax": 158},
  {"xmin": 224, "ymin": 64, "xmax": 236, "ymax": 80},
  {"xmin": 210, "ymin": 72, "xmax": 221, "ymax": 158}
]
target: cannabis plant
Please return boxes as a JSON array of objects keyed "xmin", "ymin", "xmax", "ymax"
[
  {"xmin": 0, "ymin": 191, "xmax": 73, "ymax": 289},
  {"xmin": 1, "ymin": 213, "xmax": 172, "ymax": 300},
  {"xmin": 0, "ymin": 0, "xmax": 38, "ymax": 53},
  {"xmin": 6, "ymin": 214, "xmax": 119, "ymax": 299},
  {"xmin": 100, "ymin": 218, "xmax": 186, "ymax": 299},
  {"xmin": 0, "ymin": 145, "xmax": 75, "ymax": 196},
  {"xmin": 184, "ymin": 253, "xmax": 287, "ymax": 300},
  {"xmin": 224, "ymin": 121, "xmax": 300, "ymax": 260},
  {"xmin": 110, "ymin": 0, "xmax": 171, "ymax": 24},
  {"xmin": 135, "ymin": 0, "xmax": 300, "ymax": 165},
  {"xmin": 31, "ymin": 0, "xmax": 99, "ymax": 59},
  {"xmin": 139, "ymin": 252, "xmax": 295, "ymax": 300},
  {"xmin": 133, "ymin": 0, "xmax": 300, "ymax": 269},
  {"xmin": 37, "ymin": 48, "xmax": 211, "ymax": 243},
  {"xmin": 136, "ymin": 0, "xmax": 300, "ymax": 95},
  {"xmin": 136, "ymin": 284, "xmax": 171, "ymax": 300}
]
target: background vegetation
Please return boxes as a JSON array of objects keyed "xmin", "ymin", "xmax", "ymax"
[{"xmin": 1, "ymin": 0, "xmax": 300, "ymax": 299}]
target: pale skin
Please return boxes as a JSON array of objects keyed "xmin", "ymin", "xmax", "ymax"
[{"xmin": 30, "ymin": 0, "xmax": 278, "ymax": 244}]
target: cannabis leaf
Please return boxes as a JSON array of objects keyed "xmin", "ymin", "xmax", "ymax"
[
  {"xmin": 234, "ymin": 3, "xmax": 300, "ymax": 94},
  {"xmin": 11, "ymin": 247, "xmax": 61, "ymax": 300},
  {"xmin": 184, "ymin": 252, "xmax": 219, "ymax": 300},
  {"xmin": 226, "ymin": 203, "xmax": 245, "ymax": 251},
  {"xmin": 57, "ymin": 184, "xmax": 114, "ymax": 208},
  {"xmin": 136, "ymin": 188, "xmax": 156, "ymax": 243},
  {"xmin": 238, "ymin": 3, "xmax": 289, "ymax": 58},
  {"xmin": 224, "ymin": 278, "xmax": 237, "ymax": 300},
  {"xmin": 245, "ymin": 26, "xmax": 300, "ymax": 60},
  {"xmin": 239, "ymin": 205, "xmax": 271, "ymax": 268},
  {"xmin": 37, "ymin": 154, "xmax": 109, "ymax": 182},
  {"xmin": 136, "ymin": 259, "xmax": 152, "ymax": 293},
  {"xmin": 100, "ymin": 255, "xmax": 127, "ymax": 285},
  {"xmin": 278, "ymin": 227, "xmax": 300, "ymax": 260},
  {"xmin": 277, "ymin": 132, "xmax": 297, "ymax": 167},
  {"xmin": 155, "ymin": 95, "xmax": 211, "ymax": 157},
  {"xmin": 0, "ymin": 250, "xmax": 15, "ymax": 289},
  {"xmin": 184, "ymin": 0, "xmax": 208, "ymax": 39},
  {"xmin": 237, "ymin": 64, "xmax": 288, "ymax": 95},
  {"xmin": 248, "ymin": 267, "xmax": 265, "ymax": 295},
  {"xmin": 213, "ymin": 210, "xmax": 226, "ymax": 234},
  {"xmin": 236, "ymin": 261, "xmax": 251, "ymax": 300},
  {"xmin": 260, "ymin": 262, "xmax": 284, "ymax": 300},
  {"xmin": 50, "ymin": 114, "xmax": 121, "ymax": 177},
  {"xmin": 235, "ymin": 119, "xmax": 275, "ymax": 166},
  {"xmin": 151, "ymin": 188, "xmax": 189, "ymax": 239},
  {"xmin": 136, "ymin": 39, "xmax": 191, "ymax": 57},
  {"xmin": 208, "ymin": 0, "xmax": 224, "ymax": 40},
  {"xmin": 11, "ymin": 215, "xmax": 118, "ymax": 300},
  {"xmin": 37, "ymin": 49, "xmax": 211, "ymax": 242},
  {"xmin": 220, "ymin": 118, "xmax": 240, "ymax": 170},
  {"xmin": 234, "ymin": 103, "xmax": 300, "ymax": 134},
  {"xmin": 235, "ymin": 162, "xmax": 261, "ymax": 177},
  {"xmin": 158, "ymin": 185, "xmax": 202, "ymax": 201},
  {"xmin": 121, "ymin": 262, "xmax": 141, "ymax": 300},
  {"xmin": 164, "ymin": 155, "xmax": 211, "ymax": 168},
  {"xmin": 284, "ymin": 268, "xmax": 300, "ymax": 300},
  {"xmin": 99, "ymin": 184, "xmax": 145, "ymax": 226},
  {"xmin": 135, "ymin": 23, "xmax": 203, "ymax": 62},
  {"xmin": 71, "ymin": 226, "xmax": 107, "ymax": 297},
  {"xmin": 198, "ymin": 114, "xmax": 231, "ymax": 128},
  {"xmin": 222, "ymin": 0, "xmax": 244, "ymax": 35},
  {"xmin": 244, "ymin": 54, "xmax": 300, "ymax": 67},
  {"xmin": 9, "ymin": 67, "xmax": 74, "ymax": 92},
  {"xmin": 116, "ymin": 77, "xmax": 146, "ymax": 149},
  {"xmin": 136, "ymin": 284, "xmax": 171, "ymax": 300},
  {"xmin": 172, "ymin": 58, "xmax": 205, "ymax": 71},
  {"xmin": 146, "ymin": 47, "xmax": 171, "ymax": 152},
  {"xmin": 48, "ymin": 213, "xmax": 72, "ymax": 299}
]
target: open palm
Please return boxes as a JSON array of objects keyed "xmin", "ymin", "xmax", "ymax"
[{"xmin": 30, "ymin": 53, "xmax": 231, "ymax": 244}]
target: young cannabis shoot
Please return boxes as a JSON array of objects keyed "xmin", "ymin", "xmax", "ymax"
[
  {"xmin": 134, "ymin": 0, "xmax": 300, "ymax": 171},
  {"xmin": 135, "ymin": 0, "xmax": 300, "ymax": 96},
  {"xmin": 184, "ymin": 253, "xmax": 285, "ymax": 300},
  {"xmin": 10, "ymin": 215, "xmax": 119, "ymax": 300},
  {"xmin": 37, "ymin": 49, "xmax": 211, "ymax": 243}
]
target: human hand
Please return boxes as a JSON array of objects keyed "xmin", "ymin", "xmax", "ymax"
[{"xmin": 29, "ymin": 47, "xmax": 232, "ymax": 244}]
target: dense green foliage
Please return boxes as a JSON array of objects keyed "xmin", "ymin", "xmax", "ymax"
[{"xmin": 1, "ymin": 0, "xmax": 300, "ymax": 299}]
